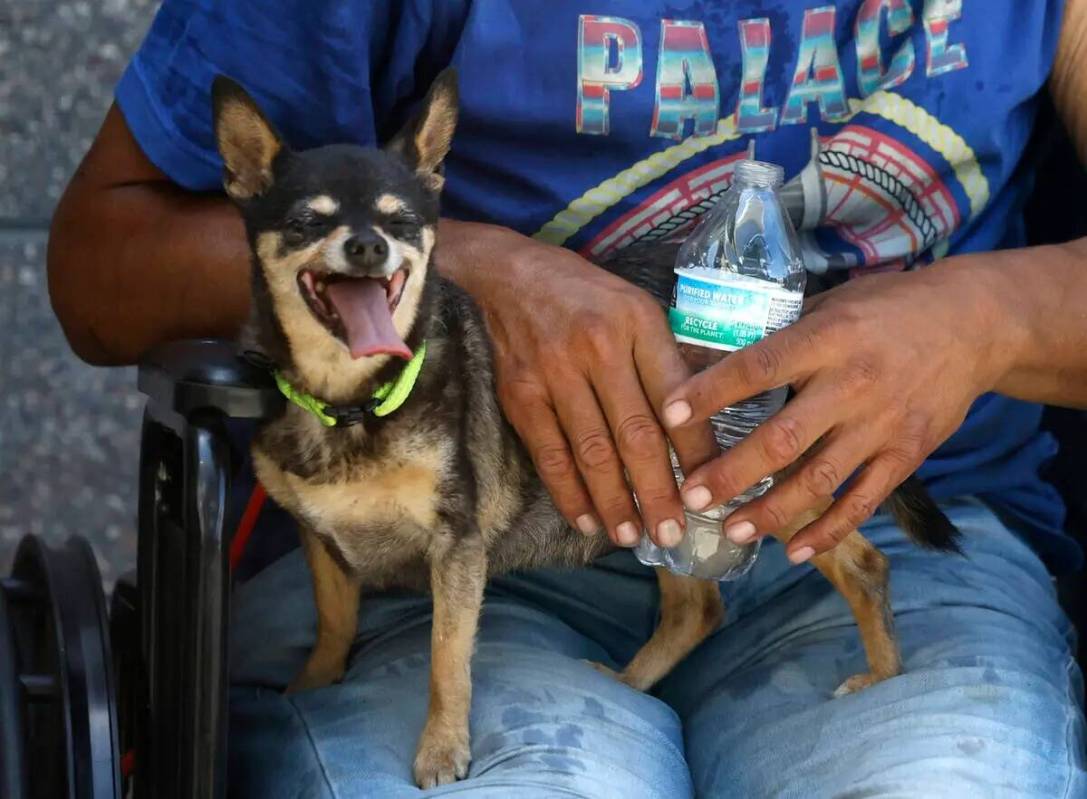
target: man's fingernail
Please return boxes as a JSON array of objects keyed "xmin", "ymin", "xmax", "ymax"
[
  {"xmin": 656, "ymin": 519, "xmax": 683, "ymax": 548},
  {"xmin": 663, "ymin": 400, "xmax": 692, "ymax": 428},
  {"xmin": 725, "ymin": 521, "xmax": 757, "ymax": 545},
  {"xmin": 576, "ymin": 514, "xmax": 600, "ymax": 535},
  {"xmin": 682, "ymin": 486, "xmax": 712, "ymax": 512},
  {"xmin": 789, "ymin": 546, "xmax": 816, "ymax": 565},
  {"xmin": 616, "ymin": 522, "xmax": 641, "ymax": 547}
]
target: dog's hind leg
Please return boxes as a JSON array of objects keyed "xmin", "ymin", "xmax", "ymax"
[
  {"xmin": 596, "ymin": 568, "xmax": 723, "ymax": 692},
  {"xmin": 414, "ymin": 531, "xmax": 486, "ymax": 789},
  {"xmin": 286, "ymin": 526, "xmax": 362, "ymax": 694},
  {"xmin": 771, "ymin": 506, "xmax": 902, "ymax": 697}
]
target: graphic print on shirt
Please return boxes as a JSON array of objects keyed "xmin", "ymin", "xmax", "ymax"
[{"xmin": 549, "ymin": 1, "xmax": 985, "ymax": 276}]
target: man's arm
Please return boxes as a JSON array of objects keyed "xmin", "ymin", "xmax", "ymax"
[
  {"xmin": 1051, "ymin": 0, "xmax": 1087, "ymax": 165},
  {"xmin": 963, "ymin": 241, "xmax": 1087, "ymax": 407},
  {"xmin": 972, "ymin": 0, "xmax": 1087, "ymax": 407},
  {"xmin": 48, "ymin": 104, "xmax": 251, "ymax": 366},
  {"xmin": 977, "ymin": 0, "xmax": 1087, "ymax": 405}
]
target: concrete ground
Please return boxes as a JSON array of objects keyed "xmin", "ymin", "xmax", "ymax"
[{"xmin": 1, "ymin": 0, "xmax": 160, "ymax": 583}]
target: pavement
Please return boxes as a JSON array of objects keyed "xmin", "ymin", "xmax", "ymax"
[{"xmin": 1, "ymin": 0, "xmax": 160, "ymax": 583}]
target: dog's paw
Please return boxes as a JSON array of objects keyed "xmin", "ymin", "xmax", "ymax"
[
  {"xmin": 583, "ymin": 660, "xmax": 653, "ymax": 692},
  {"xmin": 584, "ymin": 660, "xmax": 621, "ymax": 680},
  {"xmin": 285, "ymin": 657, "xmax": 345, "ymax": 695},
  {"xmin": 833, "ymin": 672, "xmax": 882, "ymax": 698},
  {"xmin": 413, "ymin": 727, "xmax": 470, "ymax": 789}
]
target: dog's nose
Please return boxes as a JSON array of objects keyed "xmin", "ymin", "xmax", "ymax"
[{"xmin": 343, "ymin": 231, "xmax": 388, "ymax": 269}]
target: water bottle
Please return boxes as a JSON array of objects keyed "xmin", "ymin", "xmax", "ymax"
[{"xmin": 635, "ymin": 159, "xmax": 806, "ymax": 580}]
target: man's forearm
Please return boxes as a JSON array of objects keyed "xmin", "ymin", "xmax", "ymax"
[
  {"xmin": 950, "ymin": 238, "xmax": 1087, "ymax": 408},
  {"xmin": 49, "ymin": 182, "xmax": 250, "ymax": 365},
  {"xmin": 48, "ymin": 105, "xmax": 251, "ymax": 366}
]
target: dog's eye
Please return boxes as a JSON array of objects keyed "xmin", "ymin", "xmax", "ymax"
[
  {"xmin": 386, "ymin": 215, "xmax": 421, "ymax": 236},
  {"xmin": 284, "ymin": 215, "xmax": 330, "ymax": 245}
]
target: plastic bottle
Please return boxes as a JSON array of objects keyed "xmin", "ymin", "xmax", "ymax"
[{"xmin": 635, "ymin": 159, "xmax": 807, "ymax": 580}]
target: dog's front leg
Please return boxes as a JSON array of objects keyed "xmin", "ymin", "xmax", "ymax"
[
  {"xmin": 413, "ymin": 529, "xmax": 486, "ymax": 789},
  {"xmin": 287, "ymin": 525, "xmax": 362, "ymax": 694}
]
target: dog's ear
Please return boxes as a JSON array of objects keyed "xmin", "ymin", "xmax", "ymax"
[
  {"xmin": 387, "ymin": 68, "xmax": 459, "ymax": 191},
  {"xmin": 211, "ymin": 76, "xmax": 284, "ymax": 201}
]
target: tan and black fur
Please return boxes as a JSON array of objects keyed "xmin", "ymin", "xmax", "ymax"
[{"xmin": 211, "ymin": 69, "xmax": 959, "ymax": 789}]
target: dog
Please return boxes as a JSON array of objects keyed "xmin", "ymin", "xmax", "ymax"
[{"xmin": 210, "ymin": 68, "xmax": 959, "ymax": 788}]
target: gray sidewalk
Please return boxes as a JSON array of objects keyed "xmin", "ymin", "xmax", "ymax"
[{"xmin": 1, "ymin": 0, "xmax": 159, "ymax": 582}]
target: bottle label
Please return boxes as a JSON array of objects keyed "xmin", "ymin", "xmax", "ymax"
[{"xmin": 670, "ymin": 271, "xmax": 802, "ymax": 351}]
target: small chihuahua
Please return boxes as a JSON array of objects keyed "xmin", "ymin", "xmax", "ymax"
[{"xmin": 211, "ymin": 69, "xmax": 958, "ymax": 788}]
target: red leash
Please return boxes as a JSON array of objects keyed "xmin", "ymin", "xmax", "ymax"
[{"xmin": 229, "ymin": 482, "xmax": 267, "ymax": 572}]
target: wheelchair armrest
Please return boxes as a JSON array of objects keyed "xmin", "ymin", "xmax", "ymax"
[{"xmin": 137, "ymin": 338, "xmax": 284, "ymax": 423}]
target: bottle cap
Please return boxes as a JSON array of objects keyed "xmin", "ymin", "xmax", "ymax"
[{"xmin": 735, "ymin": 159, "xmax": 785, "ymax": 188}]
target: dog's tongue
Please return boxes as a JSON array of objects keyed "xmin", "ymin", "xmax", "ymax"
[{"xmin": 325, "ymin": 278, "xmax": 411, "ymax": 360}]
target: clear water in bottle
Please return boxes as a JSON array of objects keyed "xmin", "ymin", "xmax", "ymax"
[{"xmin": 635, "ymin": 159, "xmax": 807, "ymax": 581}]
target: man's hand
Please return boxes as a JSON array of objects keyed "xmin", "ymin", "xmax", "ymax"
[
  {"xmin": 660, "ymin": 263, "xmax": 1017, "ymax": 564},
  {"xmin": 439, "ymin": 222, "xmax": 717, "ymax": 548}
]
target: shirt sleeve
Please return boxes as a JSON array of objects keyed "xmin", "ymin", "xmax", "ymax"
[{"xmin": 115, "ymin": 0, "xmax": 469, "ymax": 191}]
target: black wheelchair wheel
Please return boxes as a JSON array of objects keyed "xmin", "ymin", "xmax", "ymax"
[{"xmin": 1, "ymin": 535, "xmax": 121, "ymax": 799}]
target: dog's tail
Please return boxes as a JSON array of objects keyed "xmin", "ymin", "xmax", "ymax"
[{"xmin": 884, "ymin": 476, "xmax": 961, "ymax": 553}]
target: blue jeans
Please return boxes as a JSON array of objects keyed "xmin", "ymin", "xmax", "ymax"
[{"xmin": 227, "ymin": 500, "xmax": 1086, "ymax": 797}]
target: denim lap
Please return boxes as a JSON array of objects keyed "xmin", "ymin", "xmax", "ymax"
[{"xmin": 228, "ymin": 500, "xmax": 1086, "ymax": 797}]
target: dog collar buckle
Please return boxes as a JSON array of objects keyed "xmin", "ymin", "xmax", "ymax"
[{"xmin": 323, "ymin": 404, "xmax": 372, "ymax": 427}]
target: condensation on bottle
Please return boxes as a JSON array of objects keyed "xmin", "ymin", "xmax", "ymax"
[{"xmin": 635, "ymin": 159, "xmax": 807, "ymax": 581}]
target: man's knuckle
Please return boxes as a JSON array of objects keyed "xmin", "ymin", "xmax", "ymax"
[
  {"xmin": 761, "ymin": 416, "xmax": 805, "ymax": 464},
  {"xmin": 753, "ymin": 346, "xmax": 783, "ymax": 383},
  {"xmin": 581, "ymin": 317, "xmax": 617, "ymax": 359},
  {"xmin": 573, "ymin": 429, "xmax": 616, "ymax": 470},
  {"xmin": 615, "ymin": 414, "xmax": 665, "ymax": 460},
  {"xmin": 735, "ymin": 345, "xmax": 781, "ymax": 387},
  {"xmin": 760, "ymin": 501, "xmax": 790, "ymax": 533},
  {"xmin": 705, "ymin": 466, "xmax": 743, "ymax": 503},
  {"xmin": 501, "ymin": 371, "xmax": 545, "ymax": 406},
  {"xmin": 534, "ymin": 444, "xmax": 575, "ymax": 480},
  {"xmin": 845, "ymin": 493, "xmax": 877, "ymax": 523},
  {"xmin": 803, "ymin": 457, "xmax": 840, "ymax": 497},
  {"xmin": 791, "ymin": 317, "xmax": 836, "ymax": 355}
]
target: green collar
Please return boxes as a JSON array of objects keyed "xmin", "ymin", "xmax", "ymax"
[{"xmin": 273, "ymin": 342, "xmax": 427, "ymax": 427}]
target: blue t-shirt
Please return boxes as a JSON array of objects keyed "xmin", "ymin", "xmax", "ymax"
[{"xmin": 116, "ymin": 0, "xmax": 1077, "ymax": 572}]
